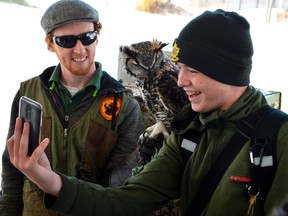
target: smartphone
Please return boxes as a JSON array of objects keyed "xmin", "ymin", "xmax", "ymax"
[{"xmin": 19, "ymin": 96, "xmax": 42, "ymax": 156}]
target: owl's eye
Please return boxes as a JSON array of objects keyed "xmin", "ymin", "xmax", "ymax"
[
  {"xmin": 127, "ymin": 59, "xmax": 140, "ymax": 69},
  {"xmin": 132, "ymin": 61, "xmax": 140, "ymax": 68}
]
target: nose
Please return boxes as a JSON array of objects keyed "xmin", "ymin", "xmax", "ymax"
[
  {"xmin": 177, "ymin": 68, "xmax": 188, "ymax": 88},
  {"xmin": 73, "ymin": 39, "xmax": 85, "ymax": 53}
]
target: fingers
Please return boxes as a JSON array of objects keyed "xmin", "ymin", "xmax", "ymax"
[
  {"xmin": 7, "ymin": 117, "xmax": 54, "ymax": 192},
  {"xmin": 36, "ymin": 138, "xmax": 52, "ymax": 171},
  {"xmin": 7, "ymin": 118, "xmax": 29, "ymax": 168},
  {"xmin": 7, "ymin": 117, "xmax": 27, "ymax": 165},
  {"xmin": 29, "ymin": 138, "xmax": 50, "ymax": 164},
  {"xmin": 12, "ymin": 118, "xmax": 21, "ymax": 163},
  {"xmin": 18, "ymin": 119, "xmax": 30, "ymax": 159},
  {"xmin": 7, "ymin": 135, "xmax": 15, "ymax": 162}
]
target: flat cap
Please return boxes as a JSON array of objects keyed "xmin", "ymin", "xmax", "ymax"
[{"xmin": 41, "ymin": 0, "xmax": 99, "ymax": 34}]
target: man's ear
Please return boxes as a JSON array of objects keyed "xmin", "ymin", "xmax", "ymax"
[{"xmin": 45, "ymin": 36, "xmax": 54, "ymax": 52}]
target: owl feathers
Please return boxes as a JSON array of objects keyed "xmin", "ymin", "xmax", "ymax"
[
  {"xmin": 119, "ymin": 40, "xmax": 186, "ymax": 214},
  {"xmin": 119, "ymin": 39, "xmax": 189, "ymax": 131}
]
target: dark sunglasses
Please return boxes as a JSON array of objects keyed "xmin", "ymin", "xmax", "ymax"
[{"xmin": 53, "ymin": 31, "xmax": 97, "ymax": 48}]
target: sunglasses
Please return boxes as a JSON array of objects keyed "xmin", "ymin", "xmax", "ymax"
[{"xmin": 53, "ymin": 31, "xmax": 97, "ymax": 48}]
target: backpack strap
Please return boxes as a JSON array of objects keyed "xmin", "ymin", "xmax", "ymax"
[
  {"xmin": 247, "ymin": 105, "xmax": 288, "ymax": 198},
  {"xmin": 180, "ymin": 106, "xmax": 270, "ymax": 165},
  {"xmin": 180, "ymin": 129, "xmax": 203, "ymax": 163},
  {"xmin": 111, "ymin": 93, "xmax": 119, "ymax": 131},
  {"xmin": 183, "ymin": 105, "xmax": 286, "ymax": 216}
]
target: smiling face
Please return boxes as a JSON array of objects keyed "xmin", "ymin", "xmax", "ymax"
[
  {"xmin": 177, "ymin": 63, "xmax": 247, "ymax": 113},
  {"xmin": 46, "ymin": 21, "xmax": 97, "ymax": 81}
]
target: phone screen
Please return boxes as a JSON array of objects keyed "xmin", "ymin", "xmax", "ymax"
[{"xmin": 19, "ymin": 96, "xmax": 42, "ymax": 156}]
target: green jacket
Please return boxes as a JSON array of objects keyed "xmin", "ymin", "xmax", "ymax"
[
  {"xmin": 45, "ymin": 86, "xmax": 288, "ymax": 216},
  {"xmin": 0, "ymin": 63, "xmax": 143, "ymax": 216}
]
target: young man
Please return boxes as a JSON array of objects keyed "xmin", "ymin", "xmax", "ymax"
[
  {"xmin": 6, "ymin": 8, "xmax": 288, "ymax": 216},
  {"xmin": 0, "ymin": 0, "xmax": 143, "ymax": 215}
]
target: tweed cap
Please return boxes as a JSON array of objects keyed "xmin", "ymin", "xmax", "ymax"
[
  {"xmin": 41, "ymin": 0, "xmax": 99, "ymax": 34},
  {"xmin": 171, "ymin": 9, "xmax": 254, "ymax": 86}
]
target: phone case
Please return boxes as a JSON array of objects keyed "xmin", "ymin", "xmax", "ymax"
[{"xmin": 19, "ymin": 96, "xmax": 42, "ymax": 156}]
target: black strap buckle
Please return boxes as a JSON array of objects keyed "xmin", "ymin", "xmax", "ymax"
[{"xmin": 249, "ymin": 137, "xmax": 269, "ymax": 167}]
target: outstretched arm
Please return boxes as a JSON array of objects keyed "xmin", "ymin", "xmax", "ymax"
[
  {"xmin": 7, "ymin": 117, "xmax": 62, "ymax": 197},
  {"xmin": 7, "ymin": 118, "xmax": 180, "ymax": 216}
]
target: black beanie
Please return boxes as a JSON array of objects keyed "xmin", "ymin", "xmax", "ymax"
[{"xmin": 171, "ymin": 9, "xmax": 253, "ymax": 86}]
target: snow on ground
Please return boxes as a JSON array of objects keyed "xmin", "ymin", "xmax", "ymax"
[{"xmin": 0, "ymin": 0, "xmax": 287, "ymax": 185}]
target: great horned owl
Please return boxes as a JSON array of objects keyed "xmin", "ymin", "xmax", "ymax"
[
  {"xmin": 119, "ymin": 39, "xmax": 189, "ymax": 132},
  {"xmin": 119, "ymin": 40, "xmax": 186, "ymax": 215}
]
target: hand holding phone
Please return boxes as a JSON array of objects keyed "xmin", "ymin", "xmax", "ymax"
[{"xmin": 19, "ymin": 96, "xmax": 42, "ymax": 156}]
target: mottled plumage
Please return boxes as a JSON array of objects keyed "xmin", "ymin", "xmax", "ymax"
[
  {"xmin": 119, "ymin": 39, "xmax": 189, "ymax": 131},
  {"xmin": 119, "ymin": 40, "xmax": 186, "ymax": 214}
]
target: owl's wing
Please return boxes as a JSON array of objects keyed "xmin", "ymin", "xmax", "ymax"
[{"xmin": 157, "ymin": 66, "xmax": 189, "ymax": 114}]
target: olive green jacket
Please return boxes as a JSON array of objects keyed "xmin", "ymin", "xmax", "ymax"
[
  {"xmin": 0, "ymin": 63, "xmax": 143, "ymax": 216},
  {"xmin": 45, "ymin": 86, "xmax": 288, "ymax": 216}
]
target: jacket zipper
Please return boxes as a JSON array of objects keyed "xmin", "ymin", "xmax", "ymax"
[{"xmin": 64, "ymin": 115, "xmax": 69, "ymax": 137}]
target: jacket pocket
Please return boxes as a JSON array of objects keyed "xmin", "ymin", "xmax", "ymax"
[{"xmin": 80, "ymin": 120, "xmax": 118, "ymax": 183}]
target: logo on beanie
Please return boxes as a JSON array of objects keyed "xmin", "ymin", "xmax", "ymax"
[{"xmin": 171, "ymin": 42, "xmax": 180, "ymax": 62}]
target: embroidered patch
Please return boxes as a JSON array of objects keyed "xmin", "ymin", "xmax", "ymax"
[
  {"xmin": 181, "ymin": 138, "xmax": 197, "ymax": 153},
  {"xmin": 171, "ymin": 42, "xmax": 180, "ymax": 62},
  {"xmin": 230, "ymin": 176, "xmax": 251, "ymax": 184},
  {"xmin": 100, "ymin": 97, "xmax": 122, "ymax": 121}
]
